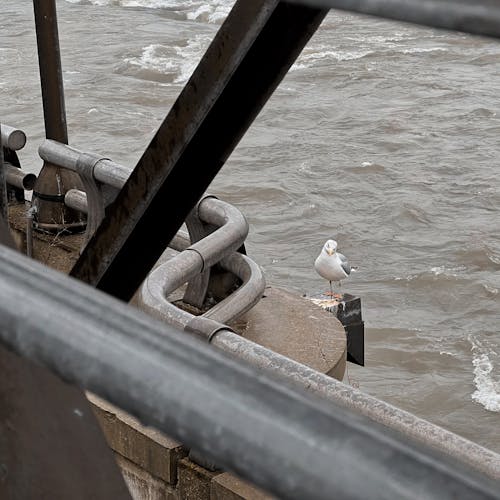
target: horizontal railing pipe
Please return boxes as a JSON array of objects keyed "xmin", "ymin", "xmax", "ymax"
[
  {"xmin": 141, "ymin": 231, "xmax": 500, "ymax": 479},
  {"xmin": 291, "ymin": 0, "xmax": 500, "ymax": 38},
  {"xmin": 0, "ymin": 244, "xmax": 497, "ymax": 499},
  {"xmin": 60, "ymin": 164, "xmax": 500, "ymax": 479},
  {"xmin": 4, "ymin": 163, "xmax": 37, "ymax": 191},
  {"xmin": 0, "ymin": 125, "xmax": 27, "ymax": 151},
  {"xmin": 39, "ymin": 140, "xmax": 131, "ymax": 189}
]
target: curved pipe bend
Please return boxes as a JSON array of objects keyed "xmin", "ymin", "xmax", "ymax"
[{"xmin": 139, "ymin": 197, "xmax": 261, "ymax": 328}]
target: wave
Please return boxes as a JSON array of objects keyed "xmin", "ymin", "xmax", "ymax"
[
  {"xmin": 292, "ymin": 46, "xmax": 373, "ymax": 70},
  {"xmin": 118, "ymin": 35, "xmax": 211, "ymax": 84},
  {"xmin": 456, "ymin": 244, "xmax": 500, "ymax": 271},
  {"xmin": 469, "ymin": 336, "xmax": 500, "ymax": 412},
  {"xmin": 65, "ymin": 0, "xmax": 233, "ymax": 23},
  {"xmin": 394, "ymin": 265, "xmax": 467, "ymax": 283},
  {"xmin": 401, "ymin": 47, "xmax": 448, "ymax": 55}
]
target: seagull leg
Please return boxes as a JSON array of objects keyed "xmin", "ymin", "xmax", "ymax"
[{"xmin": 324, "ymin": 281, "xmax": 341, "ymax": 300}]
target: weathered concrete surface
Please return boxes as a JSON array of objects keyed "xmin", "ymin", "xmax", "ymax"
[
  {"xmin": 211, "ymin": 473, "xmax": 274, "ymax": 500},
  {"xmin": 88, "ymin": 393, "xmax": 187, "ymax": 486},
  {"xmin": 116, "ymin": 454, "xmax": 177, "ymax": 500},
  {"xmin": 177, "ymin": 458, "xmax": 221, "ymax": 500},
  {"xmin": 231, "ymin": 286, "xmax": 347, "ymax": 381},
  {"xmin": 9, "ymin": 202, "xmax": 83, "ymax": 273}
]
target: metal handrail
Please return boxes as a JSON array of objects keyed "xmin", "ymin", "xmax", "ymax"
[
  {"xmin": 291, "ymin": 0, "xmax": 500, "ymax": 39},
  {"xmin": 0, "ymin": 243, "xmax": 497, "ymax": 499},
  {"xmin": 39, "ymin": 140, "xmax": 500, "ymax": 481},
  {"xmin": 39, "ymin": 140, "xmax": 132, "ymax": 189}
]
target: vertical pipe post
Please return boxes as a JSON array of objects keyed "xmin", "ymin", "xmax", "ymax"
[
  {"xmin": 0, "ymin": 124, "xmax": 8, "ymax": 221},
  {"xmin": 32, "ymin": 0, "xmax": 86, "ymax": 233}
]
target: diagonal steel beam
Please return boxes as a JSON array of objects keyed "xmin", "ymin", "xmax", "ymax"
[
  {"xmin": 288, "ymin": 0, "xmax": 500, "ymax": 38},
  {"xmin": 71, "ymin": 0, "xmax": 327, "ymax": 300}
]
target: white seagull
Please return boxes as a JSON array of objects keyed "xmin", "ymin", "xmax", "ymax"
[{"xmin": 314, "ymin": 239, "xmax": 351, "ymax": 297}]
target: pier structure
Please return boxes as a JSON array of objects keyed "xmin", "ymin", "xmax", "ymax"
[{"xmin": 0, "ymin": 0, "xmax": 500, "ymax": 499}]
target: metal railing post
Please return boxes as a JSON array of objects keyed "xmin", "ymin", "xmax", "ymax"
[
  {"xmin": 31, "ymin": 0, "xmax": 86, "ymax": 233},
  {"xmin": 0, "ymin": 124, "xmax": 7, "ymax": 221}
]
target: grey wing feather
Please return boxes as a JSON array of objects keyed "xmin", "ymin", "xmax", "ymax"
[{"xmin": 337, "ymin": 253, "xmax": 351, "ymax": 275}]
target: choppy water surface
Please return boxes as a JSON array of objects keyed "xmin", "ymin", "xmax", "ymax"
[{"xmin": 2, "ymin": 1, "xmax": 500, "ymax": 452}]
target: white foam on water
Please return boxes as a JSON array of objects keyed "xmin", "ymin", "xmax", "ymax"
[
  {"xmin": 65, "ymin": 0, "xmax": 233, "ymax": 23},
  {"xmin": 430, "ymin": 265, "xmax": 464, "ymax": 277},
  {"xmin": 186, "ymin": 1, "xmax": 232, "ymax": 24},
  {"xmin": 125, "ymin": 43, "xmax": 177, "ymax": 75},
  {"xmin": 292, "ymin": 47, "xmax": 373, "ymax": 70},
  {"xmin": 173, "ymin": 34, "xmax": 213, "ymax": 83},
  {"xmin": 401, "ymin": 47, "xmax": 448, "ymax": 55},
  {"xmin": 469, "ymin": 336, "xmax": 500, "ymax": 412},
  {"xmin": 123, "ymin": 34, "xmax": 212, "ymax": 84}
]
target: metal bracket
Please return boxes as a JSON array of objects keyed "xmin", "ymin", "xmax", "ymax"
[{"xmin": 74, "ymin": 153, "xmax": 116, "ymax": 245}]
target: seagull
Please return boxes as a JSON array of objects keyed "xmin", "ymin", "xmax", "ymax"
[{"xmin": 314, "ymin": 239, "xmax": 351, "ymax": 297}]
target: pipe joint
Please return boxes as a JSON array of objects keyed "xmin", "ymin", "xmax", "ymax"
[{"xmin": 184, "ymin": 316, "xmax": 234, "ymax": 342}]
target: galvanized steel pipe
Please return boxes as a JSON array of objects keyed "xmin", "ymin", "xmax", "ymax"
[
  {"xmin": 166, "ymin": 230, "xmax": 265, "ymax": 325},
  {"xmin": 192, "ymin": 196, "xmax": 249, "ymax": 270},
  {"xmin": 290, "ymin": 0, "xmax": 500, "ymax": 39},
  {"xmin": 140, "ymin": 232, "xmax": 500, "ymax": 478},
  {"xmin": 0, "ymin": 245, "xmax": 497, "ymax": 499},
  {"xmin": 39, "ymin": 140, "xmax": 131, "ymax": 190},
  {"xmin": 139, "ymin": 246, "xmax": 500, "ymax": 478},
  {"xmin": 142, "ymin": 196, "xmax": 248, "ymax": 290},
  {"xmin": 139, "ymin": 197, "xmax": 253, "ymax": 327},
  {"xmin": 0, "ymin": 125, "xmax": 27, "ymax": 151},
  {"xmin": 4, "ymin": 163, "xmax": 37, "ymax": 191}
]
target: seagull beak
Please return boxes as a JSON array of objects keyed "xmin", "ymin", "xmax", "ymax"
[{"xmin": 326, "ymin": 248, "xmax": 334, "ymax": 256}]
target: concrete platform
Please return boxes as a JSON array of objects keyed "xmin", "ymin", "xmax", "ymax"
[{"xmin": 230, "ymin": 286, "xmax": 346, "ymax": 381}]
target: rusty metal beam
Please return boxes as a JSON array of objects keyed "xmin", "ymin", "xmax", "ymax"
[
  {"xmin": 32, "ymin": 0, "xmax": 86, "ymax": 232},
  {"xmin": 289, "ymin": 0, "xmax": 500, "ymax": 38},
  {"xmin": 71, "ymin": 0, "xmax": 327, "ymax": 299}
]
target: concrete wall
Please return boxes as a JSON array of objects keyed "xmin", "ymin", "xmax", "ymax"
[{"xmin": 88, "ymin": 395, "xmax": 274, "ymax": 500}]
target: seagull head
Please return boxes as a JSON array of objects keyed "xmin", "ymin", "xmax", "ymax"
[{"xmin": 323, "ymin": 239, "xmax": 338, "ymax": 256}]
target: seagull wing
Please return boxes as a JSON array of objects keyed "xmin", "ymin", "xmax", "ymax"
[{"xmin": 337, "ymin": 252, "xmax": 351, "ymax": 275}]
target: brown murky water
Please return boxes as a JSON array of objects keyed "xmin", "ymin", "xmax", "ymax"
[{"xmin": 2, "ymin": 0, "xmax": 499, "ymax": 453}]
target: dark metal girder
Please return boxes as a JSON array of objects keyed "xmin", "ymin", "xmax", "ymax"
[
  {"xmin": 33, "ymin": 0, "xmax": 68, "ymax": 144},
  {"xmin": 71, "ymin": 0, "xmax": 328, "ymax": 299},
  {"xmin": 289, "ymin": 0, "xmax": 500, "ymax": 38}
]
